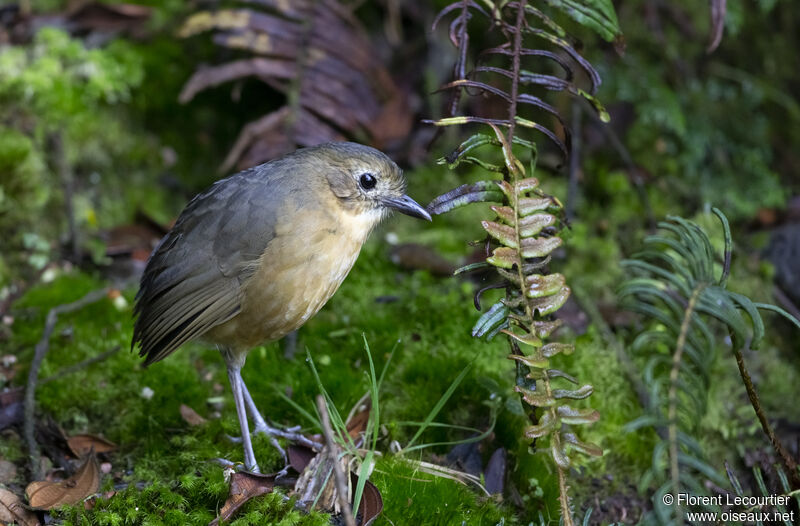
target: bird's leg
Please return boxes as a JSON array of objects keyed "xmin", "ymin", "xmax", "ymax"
[
  {"xmin": 223, "ymin": 350, "xmax": 260, "ymax": 473},
  {"xmin": 239, "ymin": 378, "xmax": 323, "ymax": 452},
  {"xmin": 237, "ymin": 378, "xmax": 287, "ymax": 461}
]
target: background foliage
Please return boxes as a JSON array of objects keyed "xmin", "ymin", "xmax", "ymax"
[{"xmin": 2, "ymin": 0, "xmax": 800, "ymax": 525}]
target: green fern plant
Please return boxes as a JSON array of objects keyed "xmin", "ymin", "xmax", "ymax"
[
  {"xmin": 619, "ymin": 208, "xmax": 800, "ymax": 524},
  {"xmin": 426, "ymin": 1, "xmax": 620, "ymax": 523}
]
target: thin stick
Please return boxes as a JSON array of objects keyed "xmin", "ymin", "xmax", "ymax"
[
  {"xmin": 39, "ymin": 346, "xmax": 121, "ymax": 386},
  {"xmin": 24, "ymin": 288, "xmax": 110, "ymax": 478},
  {"xmin": 667, "ymin": 283, "xmax": 704, "ymax": 522},
  {"xmin": 315, "ymin": 395, "xmax": 356, "ymax": 526},
  {"xmin": 734, "ymin": 347, "xmax": 800, "ymax": 489}
]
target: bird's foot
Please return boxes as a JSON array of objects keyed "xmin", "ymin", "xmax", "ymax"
[
  {"xmin": 212, "ymin": 457, "xmax": 260, "ymax": 474},
  {"xmin": 252, "ymin": 421, "xmax": 322, "ymax": 452}
]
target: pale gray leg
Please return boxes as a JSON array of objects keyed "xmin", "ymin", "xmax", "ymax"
[
  {"xmin": 239, "ymin": 379, "xmax": 286, "ymax": 461},
  {"xmin": 222, "ymin": 350, "xmax": 260, "ymax": 473}
]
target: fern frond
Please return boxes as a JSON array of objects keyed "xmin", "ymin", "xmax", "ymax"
[{"xmin": 621, "ymin": 208, "xmax": 800, "ymax": 521}]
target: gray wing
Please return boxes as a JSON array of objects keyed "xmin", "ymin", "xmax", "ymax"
[{"xmin": 133, "ymin": 166, "xmax": 285, "ymax": 365}]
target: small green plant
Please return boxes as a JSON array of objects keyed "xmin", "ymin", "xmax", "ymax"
[
  {"xmin": 426, "ymin": 1, "xmax": 621, "ymax": 523},
  {"xmin": 619, "ymin": 208, "xmax": 800, "ymax": 523}
]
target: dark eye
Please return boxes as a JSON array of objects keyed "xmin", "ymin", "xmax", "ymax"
[{"xmin": 359, "ymin": 173, "xmax": 377, "ymax": 190}]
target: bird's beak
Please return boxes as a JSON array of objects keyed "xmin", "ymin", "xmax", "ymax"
[{"xmin": 382, "ymin": 194, "xmax": 432, "ymax": 221}]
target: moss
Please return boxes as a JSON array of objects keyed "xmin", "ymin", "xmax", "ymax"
[{"xmin": 8, "ymin": 238, "xmax": 527, "ymax": 524}]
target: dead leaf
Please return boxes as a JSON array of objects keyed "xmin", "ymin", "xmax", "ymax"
[
  {"xmin": 0, "ymin": 488, "xmax": 40, "ymax": 526},
  {"xmin": 484, "ymin": 448, "xmax": 506, "ymax": 495},
  {"xmin": 346, "ymin": 406, "xmax": 370, "ymax": 440},
  {"xmin": 209, "ymin": 471, "xmax": 276, "ymax": 526},
  {"xmin": 707, "ymin": 0, "xmax": 726, "ymax": 53},
  {"xmin": 67, "ymin": 434, "xmax": 116, "ymax": 457},
  {"xmin": 26, "ymin": 453, "xmax": 100, "ymax": 510},
  {"xmin": 83, "ymin": 491, "xmax": 116, "ymax": 511},
  {"xmin": 178, "ymin": 2, "xmax": 410, "ymax": 171},
  {"xmin": 292, "ymin": 442, "xmax": 383, "ymax": 525},
  {"xmin": 288, "ymin": 445, "xmax": 316, "ymax": 474},
  {"xmin": 179, "ymin": 404, "xmax": 208, "ymax": 426},
  {"xmin": 355, "ymin": 478, "xmax": 383, "ymax": 526}
]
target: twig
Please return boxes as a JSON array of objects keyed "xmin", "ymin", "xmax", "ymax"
[
  {"xmin": 315, "ymin": 395, "xmax": 356, "ymax": 526},
  {"xmin": 24, "ymin": 288, "xmax": 110, "ymax": 478},
  {"xmin": 668, "ymin": 283, "xmax": 705, "ymax": 520},
  {"xmin": 39, "ymin": 346, "xmax": 121, "ymax": 386},
  {"xmin": 733, "ymin": 346, "xmax": 800, "ymax": 489}
]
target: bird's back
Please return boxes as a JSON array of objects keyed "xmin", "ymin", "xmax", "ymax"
[
  {"xmin": 133, "ymin": 147, "xmax": 376, "ymax": 365},
  {"xmin": 133, "ymin": 159, "xmax": 297, "ymax": 365}
]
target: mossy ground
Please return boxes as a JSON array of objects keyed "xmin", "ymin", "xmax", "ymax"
[{"xmin": 5, "ymin": 164, "xmax": 799, "ymax": 525}]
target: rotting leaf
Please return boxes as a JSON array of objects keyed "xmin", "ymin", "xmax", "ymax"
[
  {"xmin": 67, "ymin": 434, "xmax": 116, "ymax": 457},
  {"xmin": 346, "ymin": 403, "xmax": 370, "ymax": 440},
  {"xmin": 26, "ymin": 453, "xmax": 100, "ymax": 510},
  {"xmin": 288, "ymin": 445, "xmax": 316, "ymax": 474},
  {"xmin": 0, "ymin": 488, "xmax": 40, "ymax": 526},
  {"xmin": 355, "ymin": 478, "xmax": 383, "ymax": 526},
  {"xmin": 83, "ymin": 491, "xmax": 116, "ymax": 511},
  {"xmin": 179, "ymin": 404, "xmax": 207, "ymax": 427},
  {"xmin": 179, "ymin": 2, "xmax": 411, "ymax": 170},
  {"xmin": 209, "ymin": 471, "xmax": 276, "ymax": 526}
]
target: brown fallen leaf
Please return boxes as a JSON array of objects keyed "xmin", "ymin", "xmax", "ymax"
[
  {"xmin": 287, "ymin": 445, "xmax": 316, "ymax": 474},
  {"xmin": 83, "ymin": 491, "xmax": 116, "ymax": 511},
  {"xmin": 0, "ymin": 488, "xmax": 40, "ymax": 526},
  {"xmin": 67, "ymin": 434, "xmax": 116, "ymax": 458},
  {"xmin": 209, "ymin": 471, "xmax": 276, "ymax": 526},
  {"xmin": 180, "ymin": 404, "xmax": 208, "ymax": 427},
  {"xmin": 354, "ymin": 477, "xmax": 383, "ymax": 526},
  {"xmin": 26, "ymin": 453, "xmax": 100, "ymax": 510}
]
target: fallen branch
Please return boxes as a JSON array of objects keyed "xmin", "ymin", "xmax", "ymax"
[
  {"xmin": 733, "ymin": 346, "xmax": 800, "ymax": 489},
  {"xmin": 24, "ymin": 288, "xmax": 110, "ymax": 479},
  {"xmin": 316, "ymin": 395, "xmax": 356, "ymax": 526}
]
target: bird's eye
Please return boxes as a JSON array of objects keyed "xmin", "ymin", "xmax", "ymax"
[{"xmin": 359, "ymin": 173, "xmax": 377, "ymax": 190}]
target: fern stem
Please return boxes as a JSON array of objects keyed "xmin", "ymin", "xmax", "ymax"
[
  {"xmin": 557, "ymin": 463, "xmax": 574, "ymax": 526},
  {"xmin": 505, "ymin": 0, "xmax": 526, "ymax": 146},
  {"xmin": 733, "ymin": 346, "xmax": 800, "ymax": 489},
  {"xmin": 668, "ymin": 283, "xmax": 705, "ymax": 516}
]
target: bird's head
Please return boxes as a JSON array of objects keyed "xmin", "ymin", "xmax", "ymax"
[{"xmin": 309, "ymin": 142, "xmax": 431, "ymax": 224}]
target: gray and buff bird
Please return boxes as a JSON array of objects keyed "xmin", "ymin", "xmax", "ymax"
[{"xmin": 132, "ymin": 142, "xmax": 431, "ymax": 472}]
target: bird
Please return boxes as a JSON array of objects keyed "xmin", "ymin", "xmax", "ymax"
[{"xmin": 132, "ymin": 142, "xmax": 431, "ymax": 472}]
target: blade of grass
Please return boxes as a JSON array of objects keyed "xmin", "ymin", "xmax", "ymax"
[
  {"xmin": 404, "ymin": 362, "xmax": 473, "ymax": 450},
  {"xmin": 354, "ymin": 335, "xmax": 382, "ymax": 513}
]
